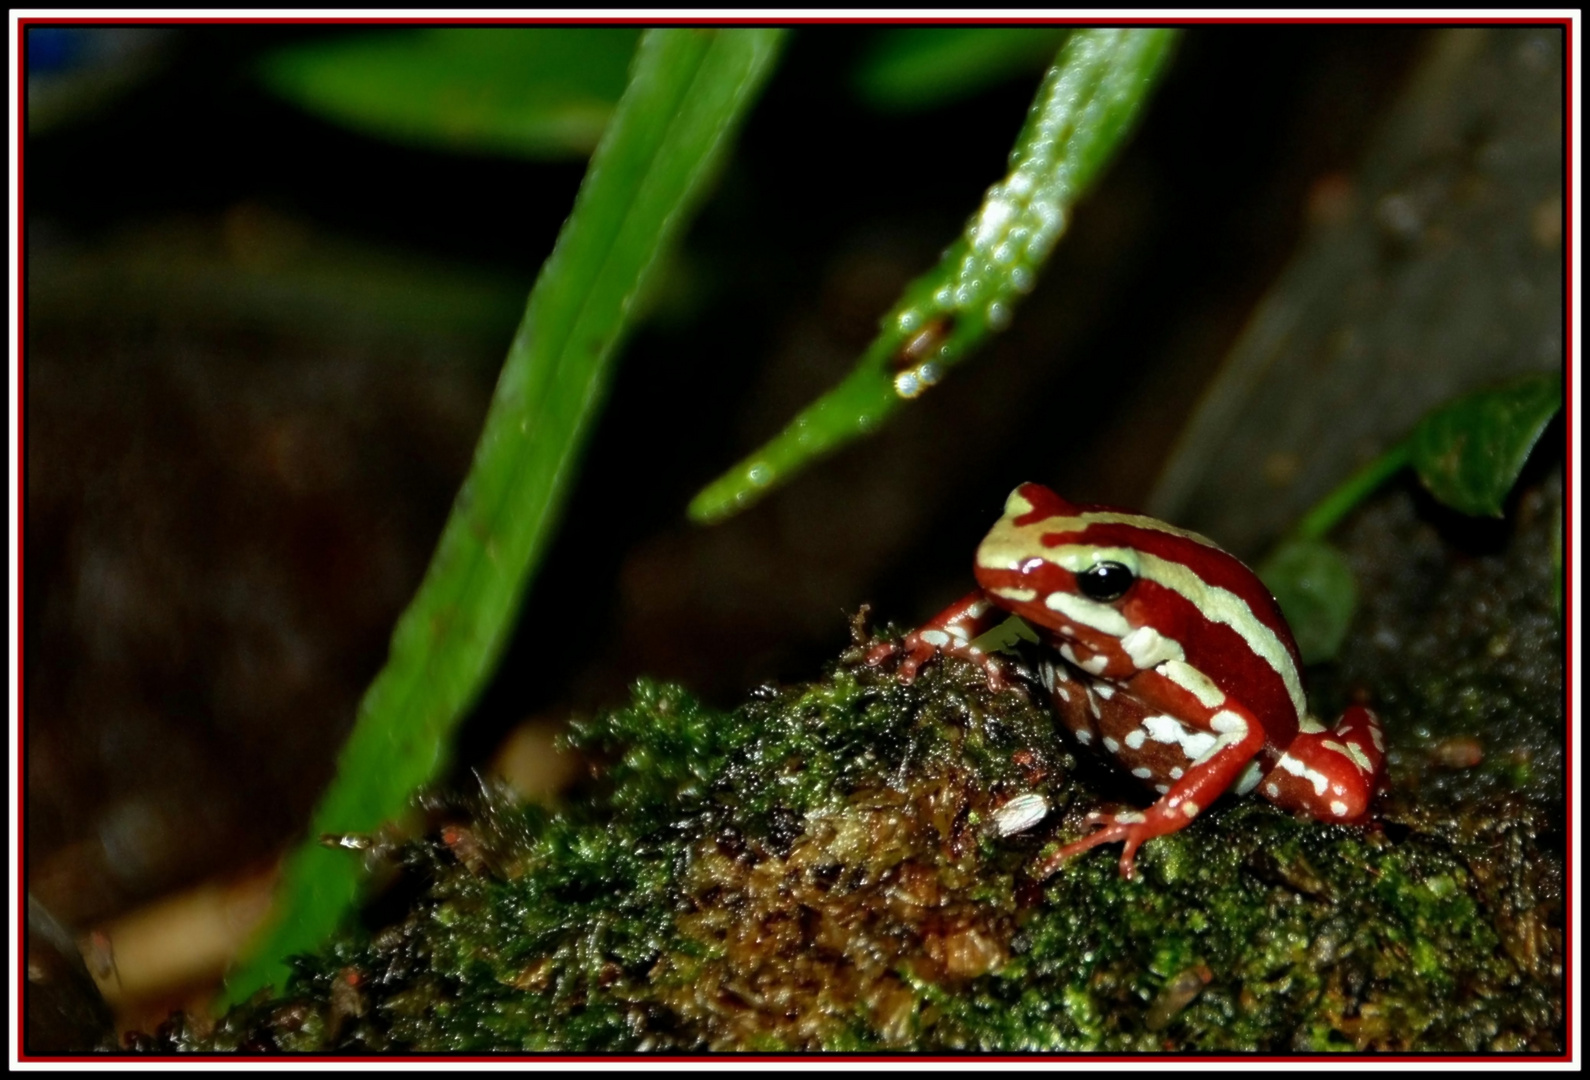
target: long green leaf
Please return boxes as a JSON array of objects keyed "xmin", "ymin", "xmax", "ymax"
[
  {"xmin": 223, "ymin": 27, "xmax": 786, "ymax": 1005},
  {"xmin": 260, "ymin": 28, "xmax": 643, "ymax": 159},
  {"xmin": 689, "ymin": 28, "xmax": 1179, "ymax": 524},
  {"xmin": 853, "ymin": 26, "xmax": 1071, "ymax": 111}
]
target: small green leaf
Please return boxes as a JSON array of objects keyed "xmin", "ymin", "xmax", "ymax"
[
  {"xmin": 969, "ymin": 615, "xmax": 1041, "ymax": 655},
  {"xmin": 1408, "ymin": 373, "xmax": 1562, "ymax": 518},
  {"xmin": 1258, "ymin": 538, "xmax": 1358, "ymax": 665},
  {"xmin": 854, "ymin": 27, "xmax": 1071, "ymax": 111},
  {"xmin": 260, "ymin": 28, "xmax": 642, "ymax": 159}
]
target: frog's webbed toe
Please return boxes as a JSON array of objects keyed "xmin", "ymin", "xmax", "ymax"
[
  {"xmin": 1032, "ymin": 810, "xmax": 1158, "ymax": 880},
  {"xmin": 864, "ymin": 633, "xmax": 942, "ymax": 677},
  {"xmin": 866, "ymin": 589, "xmax": 1011, "ymax": 689}
]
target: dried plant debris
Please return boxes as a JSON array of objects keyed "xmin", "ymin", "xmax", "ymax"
[{"xmin": 141, "ymin": 628, "xmax": 1561, "ymax": 1053}]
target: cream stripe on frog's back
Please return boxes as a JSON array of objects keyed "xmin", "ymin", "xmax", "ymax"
[
  {"xmin": 1133, "ymin": 550, "xmax": 1306, "ymax": 723},
  {"xmin": 977, "ymin": 511, "xmax": 1227, "ymax": 576}
]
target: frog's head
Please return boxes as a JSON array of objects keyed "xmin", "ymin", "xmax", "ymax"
[
  {"xmin": 973, "ymin": 482, "xmax": 1306, "ymax": 709},
  {"xmin": 975, "ymin": 483, "xmax": 1142, "ymax": 600},
  {"xmin": 971, "ymin": 483, "xmax": 1151, "ymax": 678}
]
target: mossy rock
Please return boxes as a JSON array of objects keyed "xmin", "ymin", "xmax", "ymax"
[{"xmin": 143, "ymin": 610, "xmax": 1562, "ymax": 1052}]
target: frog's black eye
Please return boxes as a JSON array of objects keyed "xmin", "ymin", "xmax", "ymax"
[{"xmin": 1077, "ymin": 561, "xmax": 1134, "ymax": 602}]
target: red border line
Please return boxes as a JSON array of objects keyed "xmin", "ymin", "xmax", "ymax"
[
  {"xmin": 12, "ymin": 13, "xmax": 1578, "ymax": 1066},
  {"xmin": 14, "ymin": 14, "xmax": 25, "ymax": 1065}
]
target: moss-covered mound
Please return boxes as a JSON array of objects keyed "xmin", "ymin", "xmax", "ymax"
[{"xmin": 142, "ymin": 611, "xmax": 1562, "ymax": 1052}]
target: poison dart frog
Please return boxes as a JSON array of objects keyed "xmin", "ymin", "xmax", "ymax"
[{"xmin": 868, "ymin": 482, "xmax": 1384, "ymax": 879}]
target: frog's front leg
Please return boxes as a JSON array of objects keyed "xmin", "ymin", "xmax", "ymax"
[
  {"xmin": 1034, "ymin": 703, "xmax": 1268, "ymax": 880},
  {"xmin": 1258, "ymin": 705, "xmax": 1384, "ymax": 823},
  {"xmin": 865, "ymin": 590, "xmax": 1010, "ymax": 687}
]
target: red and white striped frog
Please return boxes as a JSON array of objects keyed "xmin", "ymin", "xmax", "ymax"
[{"xmin": 869, "ymin": 482, "xmax": 1384, "ymax": 879}]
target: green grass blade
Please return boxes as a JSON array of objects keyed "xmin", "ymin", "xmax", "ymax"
[
  {"xmin": 689, "ymin": 28, "xmax": 1179, "ymax": 525},
  {"xmin": 260, "ymin": 28, "xmax": 643, "ymax": 159},
  {"xmin": 853, "ymin": 26, "xmax": 1071, "ymax": 111},
  {"xmin": 222, "ymin": 27, "xmax": 786, "ymax": 1006}
]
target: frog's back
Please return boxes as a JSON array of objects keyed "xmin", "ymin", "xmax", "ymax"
[{"xmin": 977, "ymin": 482, "xmax": 1307, "ymax": 731}]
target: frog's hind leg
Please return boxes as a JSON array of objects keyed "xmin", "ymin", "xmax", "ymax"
[
  {"xmin": 1035, "ymin": 704, "xmax": 1269, "ymax": 880},
  {"xmin": 1257, "ymin": 706, "xmax": 1384, "ymax": 824}
]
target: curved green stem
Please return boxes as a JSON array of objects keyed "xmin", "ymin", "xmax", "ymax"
[
  {"xmin": 689, "ymin": 28, "xmax": 1180, "ymax": 524},
  {"xmin": 1294, "ymin": 441, "xmax": 1412, "ymax": 541}
]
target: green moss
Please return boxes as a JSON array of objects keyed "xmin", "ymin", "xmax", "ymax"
[{"xmin": 140, "ymin": 624, "xmax": 1562, "ymax": 1053}]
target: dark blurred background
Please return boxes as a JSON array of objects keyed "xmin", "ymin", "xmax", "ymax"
[{"xmin": 28, "ymin": 23, "xmax": 1468, "ymax": 1023}]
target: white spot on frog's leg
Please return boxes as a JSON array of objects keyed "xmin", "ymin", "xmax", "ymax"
[
  {"xmin": 1155, "ymin": 784, "xmax": 1170, "ymax": 794},
  {"xmin": 1093, "ymin": 683, "xmax": 1115, "ymax": 699},
  {"xmin": 1141, "ymin": 714, "xmax": 1217, "ymax": 761},
  {"xmin": 1055, "ymin": 685, "xmax": 1071, "ymax": 703},
  {"xmin": 1086, "ymin": 691, "xmax": 1101, "ymax": 719},
  {"xmin": 1368, "ymin": 718, "xmax": 1385, "ymax": 752},
  {"xmin": 919, "ymin": 630, "xmax": 951, "ymax": 647},
  {"xmin": 1210, "ymin": 711, "xmax": 1248, "ymax": 736},
  {"xmin": 1297, "ymin": 714, "xmax": 1327, "ymax": 735},
  {"xmin": 1179, "ymin": 800, "xmax": 1201, "ymax": 819},
  {"xmin": 1102, "ymin": 736, "xmax": 1120, "ymax": 754},
  {"xmin": 966, "ymin": 600, "xmax": 990, "ymax": 619},
  {"xmin": 1045, "ymin": 591, "xmax": 1131, "ymax": 637},
  {"xmin": 1322, "ymin": 738, "xmax": 1375, "ymax": 774},
  {"xmin": 1276, "ymin": 752, "xmax": 1329, "ymax": 797},
  {"xmin": 1074, "ymin": 728, "xmax": 1091, "ymax": 745},
  {"xmin": 1264, "ymin": 782, "xmax": 1280, "ymax": 798},
  {"xmin": 1155, "ymin": 660, "xmax": 1226, "ymax": 709},
  {"xmin": 1329, "ymin": 800, "xmax": 1350, "ymax": 817},
  {"xmin": 1124, "ymin": 729, "xmax": 1146, "ymax": 750},
  {"xmin": 1113, "ymin": 811, "xmax": 1146, "ymax": 825},
  {"xmin": 1189, "ymin": 711, "xmax": 1250, "ymax": 766},
  {"xmin": 1169, "ymin": 767, "xmax": 1184, "ymax": 780},
  {"xmin": 1180, "ymin": 733, "xmax": 1218, "ymax": 761},
  {"xmin": 1081, "ymin": 654, "xmax": 1110, "ymax": 675},
  {"xmin": 1141, "ymin": 715, "xmax": 1185, "ymax": 742},
  {"xmin": 946, "ymin": 624, "xmax": 971, "ymax": 642},
  {"xmin": 1234, "ymin": 759, "xmax": 1265, "ymax": 795},
  {"xmin": 1119, "ymin": 625, "xmax": 1185, "ymax": 669},
  {"xmin": 1058, "ymin": 643, "xmax": 1079, "ymax": 666},
  {"xmin": 995, "ymin": 587, "xmax": 1037, "ymax": 603},
  {"xmin": 1131, "ymin": 767, "xmax": 1153, "ymax": 779}
]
